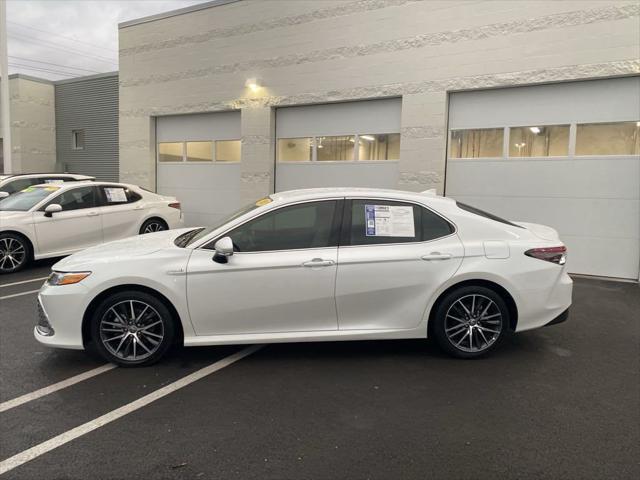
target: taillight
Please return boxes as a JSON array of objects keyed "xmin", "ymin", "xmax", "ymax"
[
  {"xmin": 525, "ymin": 246, "xmax": 566, "ymax": 265},
  {"xmin": 168, "ymin": 202, "xmax": 181, "ymax": 210}
]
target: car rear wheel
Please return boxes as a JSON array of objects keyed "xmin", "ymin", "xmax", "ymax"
[
  {"xmin": 0, "ymin": 233, "xmax": 30, "ymax": 274},
  {"xmin": 139, "ymin": 218, "xmax": 168, "ymax": 234},
  {"xmin": 432, "ymin": 286, "xmax": 509, "ymax": 359},
  {"xmin": 90, "ymin": 291, "xmax": 175, "ymax": 367}
]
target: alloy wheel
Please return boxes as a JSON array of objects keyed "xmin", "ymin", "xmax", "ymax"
[
  {"xmin": 0, "ymin": 237, "xmax": 26, "ymax": 272},
  {"xmin": 99, "ymin": 300, "xmax": 165, "ymax": 362},
  {"xmin": 143, "ymin": 222, "xmax": 165, "ymax": 234},
  {"xmin": 444, "ymin": 294, "xmax": 503, "ymax": 353}
]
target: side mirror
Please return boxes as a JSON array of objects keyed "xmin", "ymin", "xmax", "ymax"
[
  {"xmin": 44, "ymin": 204, "xmax": 62, "ymax": 217},
  {"xmin": 0, "ymin": 191, "xmax": 9, "ymax": 199},
  {"xmin": 212, "ymin": 236, "xmax": 234, "ymax": 264}
]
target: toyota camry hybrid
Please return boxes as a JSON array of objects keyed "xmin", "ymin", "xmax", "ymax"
[
  {"xmin": 0, "ymin": 181, "xmax": 184, "ymax": 273},
  {"xmin": 35, "ymin": 188, "xmax": 572, "ymax": 365}
]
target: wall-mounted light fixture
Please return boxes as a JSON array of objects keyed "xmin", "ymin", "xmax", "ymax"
[
  {"xmin": 245, "ymin": 77, "xmax": 262, "ymax": 92},
  {"xmin": 529, "ymin": 127, "xmax": 541, "ymax": 134}
]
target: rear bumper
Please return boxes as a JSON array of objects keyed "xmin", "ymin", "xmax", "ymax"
[{"xmin": 545, "ymin": 308, "xmax": 569, "ymax": 327}]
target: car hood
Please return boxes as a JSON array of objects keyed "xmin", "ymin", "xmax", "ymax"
[{"xmin": 53, "ymin": 228, "xmax": 194, "ymax": 271}]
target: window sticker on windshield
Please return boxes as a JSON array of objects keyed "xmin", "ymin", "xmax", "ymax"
[
  {"xmin": 104, "ymin": 187, "xmax": 127, "ymax": 203},
  {"xmin": 365, "ymin": 205, "xmax": 415, "ymax": 237}
]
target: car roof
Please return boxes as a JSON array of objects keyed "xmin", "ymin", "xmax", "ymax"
[
  {"xmin": 269, "ymin": 187, "xmax": 455, "ymax": 206},
  {"xmin": 1, "ymin": 173, "xmax": 94, "ymax": 180},
  {"xmin": 29, "ymin": 180, "xmax": 136, "ymax": 190}
]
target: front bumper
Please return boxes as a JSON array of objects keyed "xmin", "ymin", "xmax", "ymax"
[{"xmin": 33, "ymin": 283, "xmax": 88, "ymax": 350}]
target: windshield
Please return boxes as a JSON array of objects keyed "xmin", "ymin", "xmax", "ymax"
[
  {"xmin": 0, "ymin": 186, "xmax": 58, "ymax": 212},
  {"xmin": 174, "ymin": 199, "xmax": 269, "ymax": 247}
]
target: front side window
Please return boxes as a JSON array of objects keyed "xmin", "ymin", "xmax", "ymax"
[
  {"xmin": 226, "ymin": 201, "xmax": 339, "ymax": 252},
  {"xmin": 509, "ymin": 125, "xmax": 569, "ymax": 157},
  {"xmin": 449, "ymin": 128, "xmax": 504, "ymax": 158},
  {"xmin": 45, "ymin": 186, "xmax": 96, "ymax": 211},
  {"xmin": 575, "ymin": 121, "xmax": 640, "ymax": 156},
  {"xmin": 347, "ymin": 199, "xmax": 453, "ymax": 246}
]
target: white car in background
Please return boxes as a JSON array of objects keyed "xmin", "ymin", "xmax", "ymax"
[
  {"xmin": 35, "ymin": 188, "xmax": 572, "ymax": 365},
  {"xmin": 0, "ymin": 181, "xmax": 183, "ymax": 273},
  {"xmin": 0, "ymin": 173, "xmax": 95, "ymax": 197}
]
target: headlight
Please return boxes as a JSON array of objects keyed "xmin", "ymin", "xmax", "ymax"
[{"xmin": 47, "ymin": 271, "xmax": 91, "ymax": 286}]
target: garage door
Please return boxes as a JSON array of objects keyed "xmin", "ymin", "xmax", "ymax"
[
  {"xmin": 446, "ymin": 77, "xmax": 640, "ymax": 280},
  {"xmin": 156, "ymin": 111, "xmax": 241, "ymax": 227},
  {"xmin": 275, "ymin": 99, "xmax": 402, "ymax": 192}
]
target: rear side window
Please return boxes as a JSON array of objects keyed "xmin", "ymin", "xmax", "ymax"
[
  {"xmin": 346, "ymin": 199, "xmax": 453, "ymax": 246},
  {"xmin": 456, "ymin": 202, "xmax": 522, "ymax": 228},
  {"xmin": 224, "ymin": 200, "xmax": 340, "ymax": 252},
  {"xmin": 98, "ymin": 186, "xmax": 141, "ymax": 205}
]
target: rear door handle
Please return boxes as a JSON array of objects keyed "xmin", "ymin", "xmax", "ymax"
[
  {"xmin": 86, "ymin": 211, "xmax": 100, "ymax": 217},
  {"xmin": 421, "ymin": 252, "xmax": 452, "ymax": 261},
  {"xmin": 302, "ymin": 258, "xmax": 335, "ymax": 268}
]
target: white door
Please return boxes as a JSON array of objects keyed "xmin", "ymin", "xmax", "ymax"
[
  {"xmin": 97, "ymin": 185, "xmax": 145, "ymax": 241},
  {"xmin": 336, "ymin": 199, "xmax": 464, "ymax": 330},
  {"xmin": 186, "ymin": 200, "xmax": 342, "ymax": 336},
  {"xmin": 33, "ymin": 185, "xmax": 102, "ymax": 256}
]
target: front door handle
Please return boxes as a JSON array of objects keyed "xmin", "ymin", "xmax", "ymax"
[
  {"xmin": 302, "ymin": 258, "xmax": 335, "ymax": 268},
  {"xmin": 86, "ymin": 211, "xmax": 100, "ymax": 217},
  {"xmin": 421, "ymin": 252, "xmax": 452, "ymax": 261}
]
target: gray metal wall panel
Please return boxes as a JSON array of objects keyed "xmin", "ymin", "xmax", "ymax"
[{"xmin": 55, "ymin": 75, "xmax": 119, "ymax": 181}]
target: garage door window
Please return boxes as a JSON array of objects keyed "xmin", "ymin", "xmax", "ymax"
[
  {"xmin": 358, "ymin": 133, "xmax": 400, "ymax": 160},
  {"xmin": 278, "ymin": 138, "xmax": 313, "ymax": 162},
  {"xmin": 317, "ymin": 136, "xmax": 355, "ymax": 161},
  {"xmin": 216, "ymin": 140, "xmax": 241, "ymax": 162},
  {"xmin": 575, "ymin": 121, "xmax": 640, "ymax": 156},
  {"xmin": 186, "ymin": 141, "xmax": 213, "ymax": 162},
  {"xmin": 509, "ymin": 125, "xmax": 569, "ymax": 157},
  {"xmin": 449, "ymin": 128, "xmax": 503, "ymax": 158},
  {"xmin": 158, "ymin": 142, "xmax": 184, "ymax": 162}
]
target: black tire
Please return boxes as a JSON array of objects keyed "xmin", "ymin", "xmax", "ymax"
[
  {"xmin": 139, "ymin": 218, "xmax": 168, "ymax": 235},
  {"xmin": 432, "ymin": 285, "xmax": 509, "ymax": 359},
  {"xmin": 0, "ymin": 232, "xmax": 31, "ymax": 274},
  {"xmin": 90, "ymin": 290, "xmax": 175, "ymax": 367}
]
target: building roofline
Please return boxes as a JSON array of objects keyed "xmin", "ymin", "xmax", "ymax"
[
  {"xmin": 8, "ymin": 73, "xmax": 53, "ymax": 85},
  {"xmin": 119, "ymin": 0, "xmax": 242, "ymax": 29},
  {"xmin": 53, "ymin": 71, "xmax": 119, "ymax": 85}
]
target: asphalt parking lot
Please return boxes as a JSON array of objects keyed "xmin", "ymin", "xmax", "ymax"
[{"xmin": 0, "ymin": 265, "xmax": 638, "ymax": 480}]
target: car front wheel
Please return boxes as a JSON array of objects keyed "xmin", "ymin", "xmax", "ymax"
[
  {"xmin": 0, "ymin": 233, "xmax": 30, "ymax": 274},
  {"xmin": 432, "ymin": 286, "xmax": 509, "ymax": 359},
  {"xmin": 90, "ymin": 291, "xmax": 175, "ymax": 367}
]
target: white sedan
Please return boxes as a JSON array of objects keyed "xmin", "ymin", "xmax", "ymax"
[
  {"xmin": 35, "ymin": 188, "xmax": 572, "ymax": 365},
  {"xmin": 0, "ymin": 181, "xmax": 183, "ymax": 273}
]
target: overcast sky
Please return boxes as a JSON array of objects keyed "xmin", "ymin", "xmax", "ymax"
[{"xmin": 6, "ymin": 0, "xmax": 206, "ymax": 80}]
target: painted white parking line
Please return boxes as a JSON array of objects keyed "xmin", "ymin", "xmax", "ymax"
[
  {"xmin": 0, "ymin": 277, "xmax": 48, "ymax": 288},
  {"xmin": 0, "ymin": 344, "xmax": 263, "ymax": 475},
  {"xmin": 0, "ymin": 364, "xmax": 117, "ymax": 414},
  {"xmin": 0, "ymin": 289, "xmax": 40, "ymax": 301}
]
